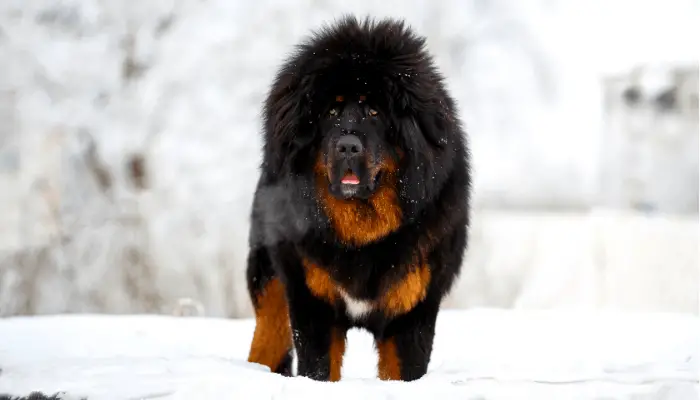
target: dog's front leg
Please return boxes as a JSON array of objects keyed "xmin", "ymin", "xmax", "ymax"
[{"xmin": 286, "ymin": 277, "xmax": 346, "ymax": 381}]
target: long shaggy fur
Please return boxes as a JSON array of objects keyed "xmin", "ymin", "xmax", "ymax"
[{"xmin": 246, "ymin": 15, "xmax": 471, "ymax": 382}]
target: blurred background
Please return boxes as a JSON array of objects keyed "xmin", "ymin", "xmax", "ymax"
[{"xmin": 0, "ymin": 0, "xmax": 697, "ymax": 319}]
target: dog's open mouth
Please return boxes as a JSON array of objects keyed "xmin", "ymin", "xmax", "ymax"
[
  {"xmin": 333, "ymin": 168, "xmax": 383, "ymax": 199},
  {"xmin": 341, "ymin": 171, "xmax": 360, "ymax": 185},
  {"xmin": 339, "ymin": 170, "xmax": 382, "ymax": 186}
]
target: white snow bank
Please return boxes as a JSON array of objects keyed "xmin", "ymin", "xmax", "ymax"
[{"xmin": 0, "ymin": 309, "xmax": 697, "ymax": 399}]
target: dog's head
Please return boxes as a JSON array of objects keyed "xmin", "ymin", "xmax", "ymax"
[
  {"xmin": 262, "ymin": 15, "xmax": 463, "ymax": 222},
  {"xmin": 314, "ymin": 94, "xmax": 399, "ymax": 200}
]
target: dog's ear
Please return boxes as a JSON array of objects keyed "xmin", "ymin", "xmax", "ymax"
[
  {"xmin": 395, "ymin": 109, "xmax": 450, "ymax": 155},
  {"xmin": 414, "ymin": 106, "xmax": 452, "ymax": 150},
  {"xmin": 263, "ymin": 72, "xmax": 314, "ymax": 175},
  {"xmin": 397, "ymin": 116, "xmax": 433, "ymax": 157},
  {"xmin": 395, "ymin": 116, "xmax": 431, "ymax": 219},
  {"xmin": 265, "ymin": 73, "xmax": 301, "ymax": 144},
  {"xmin": 395, "ymin": 114, "xmax": 456, "ymax": 219}
]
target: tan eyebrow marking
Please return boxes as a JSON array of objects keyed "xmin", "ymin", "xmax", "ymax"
[{"xmin": 336, "ymin": 95, "xmax": 344, "ymax": 102}]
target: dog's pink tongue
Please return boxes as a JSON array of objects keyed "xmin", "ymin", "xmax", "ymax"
[{"xmin": 341, "ymin": 175, "xmax": 360, "ymax": 185}]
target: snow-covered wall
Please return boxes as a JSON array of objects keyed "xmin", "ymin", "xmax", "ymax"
[
  {"xmin": 599, "ymin": 65, "xmax": 698, "ymax": 213},
  {"xmin": 444, "ymin": 210, "xmax": 698, "ymax": 314},
  {"xmin": 0, "ymin": 0, "xmax": 697, "ymax": 317}
]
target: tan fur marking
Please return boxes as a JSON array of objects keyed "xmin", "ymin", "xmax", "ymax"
[
  {"xmin": 329, "ymin": 328, "xmax": 347, "ymax": 381},
  {"xmin": 314, "ymin": 154, "xmax": 402, "ymax": 246},
  {"xmin": 376, "ymin": 338, "xmax": 402, "ymax": 380},
  {"xmin": 247, "ymin": 278, "xmax": 292, "ymax": 372},
  {"xmin": 381, "ymin": 263, "xmax": 431, "ymax": 316},
  {"xmin": 303, "ymin": 258, "xmax": 338, "ymax": 303}
]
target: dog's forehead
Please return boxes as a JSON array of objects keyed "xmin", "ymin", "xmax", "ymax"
[
  {"xmin": 325, "ymin": 96, "xmax": 381, "ymax": 133},
  {"xmin": 335, "ymin": 94, "xmax": 367, "ymax": 103},
  {"xmin": 314, "ymin": 65, "xmax": 382, "ymax": 96},
  {"xmin": 335, "ymin": 101, "xmax": 366, "ymax": 122}
]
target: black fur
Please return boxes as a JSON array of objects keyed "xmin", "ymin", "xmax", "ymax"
[{"xmin": 246, "ymin": 15, "xmax": 471, "ymax": 382}]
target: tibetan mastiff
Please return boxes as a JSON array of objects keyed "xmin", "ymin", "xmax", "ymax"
[{"xmin": 245, "ymin": 15, "xmax": 471, "ymax": 382}]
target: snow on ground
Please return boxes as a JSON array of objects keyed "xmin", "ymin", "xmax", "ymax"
[{"xmin": 0, "ymin": 309, "xmax": 698, "ymax": 399}]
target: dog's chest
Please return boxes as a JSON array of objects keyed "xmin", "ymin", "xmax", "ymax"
[
  {"xmin": 337, "ymin": 288, "xmax": 375, "ymax": 319},
  {"xmin": 302, "ymin": 258, "xmax": 431, "ymax": 321}
]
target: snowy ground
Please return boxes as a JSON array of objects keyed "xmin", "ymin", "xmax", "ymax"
[{"xmin": 0, "ymin": 309, "xmax": 698, "ymax": 400}]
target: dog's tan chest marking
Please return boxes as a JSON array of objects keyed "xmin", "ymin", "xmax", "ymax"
[
  {"xmin": 303, "ymin": 259, "xmax": 431, "ymax": 319},
  {"xmin": 313, "ymin": 153, "xmax": 402, "ymax": 246}
]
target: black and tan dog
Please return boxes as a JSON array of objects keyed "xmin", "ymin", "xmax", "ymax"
[{"xmin": 245, "ymin": 15, "xmax": 471, "ymax": 382}]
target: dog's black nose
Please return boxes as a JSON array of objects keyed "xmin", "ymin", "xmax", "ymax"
[{"xmin": 336, "ymin": 134, "xmax": 363, "ymax": 157}]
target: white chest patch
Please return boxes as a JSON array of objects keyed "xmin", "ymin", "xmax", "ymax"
[{"xmin": 338, "ymin": 289, "xmax": 374, "ymax": 319}]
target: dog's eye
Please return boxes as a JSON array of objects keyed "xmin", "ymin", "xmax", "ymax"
[
  {"xmin": 329, "ymin": 108, "xmax": 338, "ymax": 116},
  {"xmin": 368, "ymin": 109, "xmax": 378, "ymax": 117}
]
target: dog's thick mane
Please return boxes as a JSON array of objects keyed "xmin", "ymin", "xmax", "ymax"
[
  {"xmin": 260, "ymin": 15, "xmax": 468, "ymax": 221},
  {"xmin": 247, "ymin": 15, "xmax": 471, "ymax": 382}
]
